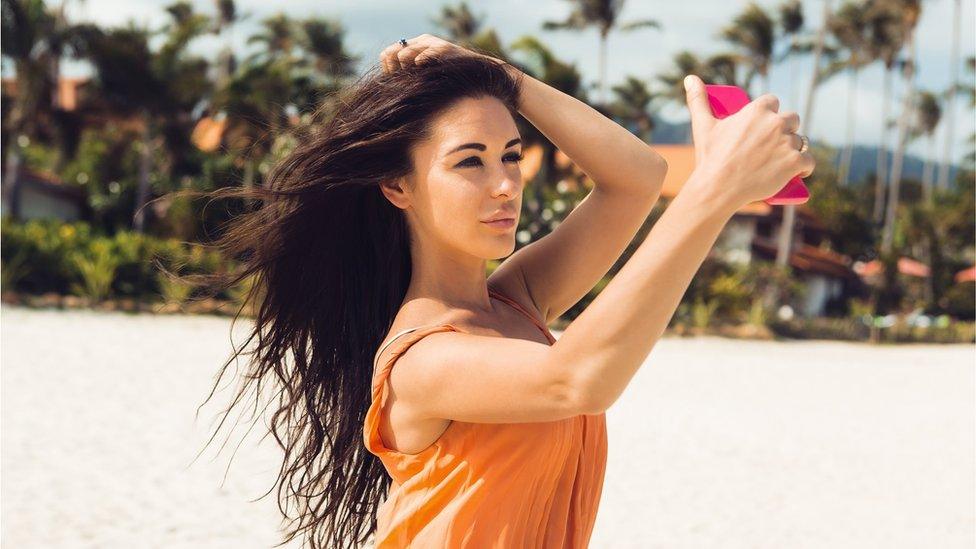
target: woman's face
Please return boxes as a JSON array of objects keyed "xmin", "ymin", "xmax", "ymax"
[{"xmin": 395, "ymin": 95, "xmax": 523, "ymax": 260}]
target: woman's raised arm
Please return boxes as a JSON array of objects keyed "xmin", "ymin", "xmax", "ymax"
[{"xmin": 496, "ymin": 61, "xmax": 667, "ymax": 198}]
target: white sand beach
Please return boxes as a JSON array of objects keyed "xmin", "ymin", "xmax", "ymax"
[{"xmin": 2, "ymin": 305, "xmax": 973, "ymax": 548}]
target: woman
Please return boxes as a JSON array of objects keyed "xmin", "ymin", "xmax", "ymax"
[{"xmin": 192, "ymin": 34, "xmax": 814, "ymax": 549}]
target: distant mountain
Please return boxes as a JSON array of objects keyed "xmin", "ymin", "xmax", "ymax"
[{"xmin": 646, "ymin": 119, "xmax": 965, "ymax": 190}]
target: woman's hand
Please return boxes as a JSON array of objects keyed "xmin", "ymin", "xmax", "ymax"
[
  {"xmin": 682, "ymin": 74, "xmax": 816, "ymax": 209},
  {"xmin": 379, "ymin": 34, "xmax": 499, "ymax": 74}
]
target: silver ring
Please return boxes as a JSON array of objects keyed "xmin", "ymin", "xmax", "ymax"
[
  {"xmin": 399, "ymin": 38, "xmax": 408, "ymax": 47},
  {"xmin": 798, "ymin": 134, "xmax": 809, "ymax": 154}
]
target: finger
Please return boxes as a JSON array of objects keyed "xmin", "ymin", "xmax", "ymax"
[
  {"xmin": 780, "ymin": 111, "xmax": 800, "ymax": 133},
  {"xmin": 380, "ymin": 44, "xmax": 399, "ymax": 73},
  {"xmin": 683, "ymin": 74, "xmax": 715, "ymax": 147},
  {"xmin": 396, "ymin": 45, "xmax": 423, "ymax": 68},
  {"xmin": 753, "ymin": 93, "xmax": 780, "ymax": 113},
  {"xmin": 414, "ymin": 48, "xmax": 439, "ymax": 65},
  {"xmin": 387, "ymin": 43, "xmax": 407, "ymax": 71},
  {"xmin": 379, "ymin": 45, "xmax": 391, "ymax": 73},
  {"xmin": 792, "ymin": 150, "xmax": 816, "ymax": 178}
]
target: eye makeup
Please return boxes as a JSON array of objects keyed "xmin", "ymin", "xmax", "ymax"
[{"xmin": 455, "ymin": 152, "xmax": 524, "ymax": 168}]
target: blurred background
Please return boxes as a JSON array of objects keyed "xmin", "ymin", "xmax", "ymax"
[{"xmin": 1, "ymin": 0, "xmax": 974, "ymax": 547}]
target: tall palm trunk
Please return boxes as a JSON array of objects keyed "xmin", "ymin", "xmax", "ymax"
[
  {"xmin": 2, "ymin": 86, "xmax": 30, "ymax": 220},
  {"xmin": 921, "ymin": 133, "xmax": 936, "ymax": 205},
  {"xmin": 133, "ymin": 111, "xmax": 153, "ymax": 232},
  {"xmin": 3, "ymin": 141, "xmax": 23, "ymax": 220},
  {"xmin": 882, "ymin": 30, "xmax": 917, "ymax": 254},
  {"xmin": 872, "ymin": 67, "xmax": 893, "ymax": 223},
  {"xmin": 789, "ymin": 38, "xmax": 799, "ymax": 109},
  {"xmin": 775, "ymin": 0, "xmax": 832, "ymax": 271},
  {"xmin": 838, "ymin": 68, "xmax": 860, "ymax": 186},
  {"xmin": 936, "ymin": 0, "xmax": 961, "ymax": 192}
]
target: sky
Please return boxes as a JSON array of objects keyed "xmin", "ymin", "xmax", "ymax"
[{"xmin": 53, "ymin": 0, "xmax": 976, "ymax": 165}]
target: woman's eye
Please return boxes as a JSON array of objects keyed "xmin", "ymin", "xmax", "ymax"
[{"xmin": 457, "ymin": 153, "xmax": 524, "ymax": 168}]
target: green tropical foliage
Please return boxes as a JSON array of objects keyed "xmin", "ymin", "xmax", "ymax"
[{"xmin": 1, "ymin": 0, "xmax": 973, "ymax": 341}]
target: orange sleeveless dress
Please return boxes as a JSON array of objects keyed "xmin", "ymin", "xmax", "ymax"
[{"xmin": 363, "ymin": 287, "xmax": 608, "ymax": 548}]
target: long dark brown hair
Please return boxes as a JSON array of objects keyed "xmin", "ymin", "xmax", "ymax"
[{"xmin": 166, "ymin": 53, "xmax": 524, "ymax": 548}]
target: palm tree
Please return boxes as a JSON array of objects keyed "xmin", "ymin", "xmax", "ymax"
[
  {"xmin": 658, "ymin": 50, "xmax": 741, "ymax": 144},
  {"xmin": 295, "ymin": 18, "xmax": 360, "ymax": 87},
  {"xmin": 658, "ymin": 51, "xmax": 709, "ymax": 106},
  {"xmin": 910, "ymin": 90, "xmax": 942, "ymax": 205},
  {"xmin": 719, "ymin": 2, "xmax": 776, "ymax": 95},
  {"xmin": 935, "ymin": 0, "xmax": 961, "ymax": 192},
  {"xmin": 864, "ymin": 0, "xmax": 906, "ymax": 225},
  {"xmin": 82, "ymin": 3, "xmax": 212, "ymax": 232},
  {"xmin": 211, "ymin": 0, "xmax": 242, "ymax": 88},
  {"xmin": 961, "ymin": 56, "xmax": 976, "ymax": 170},
  {"xmin": 608, "ymin": 76, "xmax": 661, "ymax": 142},
  {"xmin": 431, "ymin": 2, "xmax": 512, "ymax": 64},
  {"xmin": 775, "ymin": 0, "xmax": 806, "ymax": 109},
  {"xmin": 214, "ymin": 60, "xmax": 292, "ymax": 195},
  {"xmin": 881, "ymin": 0, "xmax": 923, "ymax": 255},
  {"xmin": 774, "ymin": 0, "xmax": 833, "ymax": 277},
  {"xmin": 542, "ymin": 0, "xmax": 661, "ymax": 106},
  {"xmin": 208, "ymin": 13, "xmax": 354, "ymax": 209},
  {"xmin": 898, "ymin": 90, "xmax": 942, "ymax": 308},
  {"xmin": 244, "ymin": 13, "xmax": 296, "ymax": 66},
  {"xmin": 703, "ymin": 53, "xmax": 743, "ymax": 87},
  {"xmin": 825, "ymin": 0, "xmax": 872, "ymax": 187},
  {"xmin": 431, "ymin": 2, "xmax": 483, "ymax": 43}
]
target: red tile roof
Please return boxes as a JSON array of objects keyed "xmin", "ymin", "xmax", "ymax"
[
  {"xmin": 954, "ymin": 265, "xmax": 976, "ymax": 283},
  {"xmin": 751, "ymin": 237, "xmax": 856, "ymax": 278},
  {"xmin": 853, "ymin": 257, "xmax": 931, "ymax": 278}
]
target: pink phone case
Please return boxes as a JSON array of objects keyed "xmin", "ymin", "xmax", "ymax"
[{"xmin": 703, "ymin": 84, "xmax": 810, "ymax": 205}]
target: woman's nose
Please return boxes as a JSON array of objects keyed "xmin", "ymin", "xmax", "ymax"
[{"xmin": 492, "ymin": 171, "xmax": 520, "ymax": 198}]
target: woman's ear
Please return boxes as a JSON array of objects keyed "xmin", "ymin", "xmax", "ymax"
[{"xmin": 378, "ymin": 176, "xmax": 410, "ymax": 210}]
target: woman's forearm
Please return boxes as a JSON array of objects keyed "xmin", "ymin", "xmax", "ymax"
[
  {"xmin": 498, "ymin": 60, "xmax": 667, "ymax": 197},
  {"xmin": 556, "ymin": 168, "xmax": 740, "ymax": 412}
]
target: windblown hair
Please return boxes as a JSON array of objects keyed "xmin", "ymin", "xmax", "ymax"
[{"xmin": 168, "ymin": 53, "xmax": 524, "ymax": 548}]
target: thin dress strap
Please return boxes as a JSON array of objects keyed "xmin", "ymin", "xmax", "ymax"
[
  {"xmin": 373, "ymin": 287, "xmax": 552, "ymax": 371},
  {"xmin": 488, "ymin": 286, "xmax": 555, "ymax": 344},
  {"xmin": 373, "ymin": 324, "xmax": 456, "ymax": 371},
  {"xmin": 374, "ymin": 326, "xmax": 423, "ymax": 369}
]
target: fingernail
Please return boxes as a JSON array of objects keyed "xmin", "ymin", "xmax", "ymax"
[{"xmin": 683, "ymin": 76, "xmax": 691, "ymax": 92}]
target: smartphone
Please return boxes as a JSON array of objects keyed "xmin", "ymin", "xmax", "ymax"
[{"xmin": 702, "ymin": 84, "xmax": 810, "ymax": 205}]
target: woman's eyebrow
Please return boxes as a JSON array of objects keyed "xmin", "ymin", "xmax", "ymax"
[{"xmin": 445, "ymin": 138, "xmax": 521, "ymax": 156}]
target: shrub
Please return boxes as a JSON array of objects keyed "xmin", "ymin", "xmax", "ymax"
[
  {"xmin": 1, "ymin": 218, "xmax": 91, "ymax": 294},
  {"xmin": 940, "ymin": 283, "xmax": 975, "ymax": 320},
  {"xmin": 68, "ymin": 238, "xmax": 119, "ymax": 302},
  {"xmin": 691, "ymin": 297, "xmax": 719, "ymax": 329},
  {"xmin": 1, "ymin": 218, "xmax": 235, "ymax": 303}
]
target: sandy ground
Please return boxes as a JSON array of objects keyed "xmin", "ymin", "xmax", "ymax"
[{"xmin": 2, "ymin": 305, "xmax": 973, "ymax": 548}]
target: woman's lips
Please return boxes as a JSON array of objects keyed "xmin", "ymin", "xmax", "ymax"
[{"xmin": 482, "ymin": 218, "xmax": 516, "ymax": 229}]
